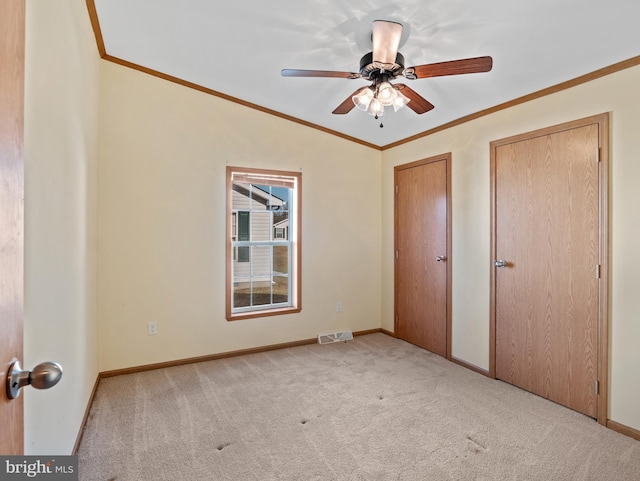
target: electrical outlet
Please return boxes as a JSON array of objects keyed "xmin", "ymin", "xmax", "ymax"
[
  {"xmin": 336, "ymin": 301, "xmax": 342, "ymax": 313},
  {"xmin": 148, "ymin": 322, "xmax": 157, "ymax": 335}
]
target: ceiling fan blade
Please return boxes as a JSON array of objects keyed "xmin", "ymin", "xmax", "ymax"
[
  {"xmin": 406, "ymin": 56, "xmax": 493, "ymax": 79},
  {"xmin": 395, "ymin": 84, "xmax": 434, "ymax": 114},
  {"xmin": 332, "ymin": 88, "xmax": 364, "ymax": 114},
  {"xmin": 281, "ymin": 69, "xmax": 360, "ymax": 79},
  {"xmin": 372, "ymin": 20, "xmax": 403, "ymax": 65}
]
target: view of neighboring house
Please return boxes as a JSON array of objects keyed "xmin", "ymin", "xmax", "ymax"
[{"xmin": 231, "ymin": 182, "xmax": 289, "ymax": 289}]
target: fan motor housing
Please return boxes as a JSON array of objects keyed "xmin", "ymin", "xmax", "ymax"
[{"xmin": 359, "ymin": 52, "xmax": 405, "ymax": 80}]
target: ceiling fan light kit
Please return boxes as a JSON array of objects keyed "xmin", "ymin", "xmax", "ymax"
[
  {"xmin": 282, "ymin": 19, "xmax": 493, "ymax": 121},
  {"xmin": 353, "ymin": 87, "xmax": 374, "ymax": 111},
  {"xmin": 392, "ymin": 90, "xmax": 410, "ymax": 112},
  {"xmin": 352, "ymin": 74, "xmax": 412, "ymax": 118}
]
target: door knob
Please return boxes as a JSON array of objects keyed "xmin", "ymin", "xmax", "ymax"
[
  {"xmin": 494, "ymin": 259, "xmax": 508, "ymax": 268},
  {"xmin": 6, "ymin": 360, "xmax": 63, "ymax": 400},
  {"xmin": 436, "ymin": 255, "xmax": 446, "ymax": 262}
]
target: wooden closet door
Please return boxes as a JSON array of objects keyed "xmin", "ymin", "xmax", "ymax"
[
  {"xmin": 493, "ymin": 122, "xmax": 600, "ymax": 418},
  {"xmin": 395, "ymin": 156, "xmax": 449, "ymax": 357}
]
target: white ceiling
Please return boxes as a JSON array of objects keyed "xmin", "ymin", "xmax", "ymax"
[{"xmin": 93, "ymin": 0, "xmax": 640, "ymax": 148}]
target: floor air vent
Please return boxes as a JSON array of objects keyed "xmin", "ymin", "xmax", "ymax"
[{"xmin": 317, "ymin": 330, "xmax": 353, "ymax": 344}]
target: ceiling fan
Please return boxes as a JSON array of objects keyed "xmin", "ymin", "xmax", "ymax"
[{"xmin": 281, "ymin": 20, "xmax": 493, "ymax": 118}]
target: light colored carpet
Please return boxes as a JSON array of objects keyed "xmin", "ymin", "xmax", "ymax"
[{"xmin": 77, "ymin": 333, "xmax": 640, "ymax": 480}]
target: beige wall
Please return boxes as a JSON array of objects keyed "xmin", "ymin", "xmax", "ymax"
[
  {"xmin": 98, "ymin": 62, "xmax": 382, "ymax": 371},
  {"xmin": 24, "ymin": 0, "xmax": 100, "ymax": 454},
  {"xmin": 382, "ymin": 64, "xmax": 640, "ymax": 431}
]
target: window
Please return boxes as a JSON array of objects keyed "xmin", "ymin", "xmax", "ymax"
[{"xmin": 226, "ymin": 166, "xmax": 301, "ymax": 320}]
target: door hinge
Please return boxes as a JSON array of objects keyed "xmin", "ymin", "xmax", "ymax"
[
  {"xmin": 395, "ymin": 184, "xmax": 398, "ymax": 194},
  {"xmin": 595, "ymin": 379, "xmax": 600, "ymax": 395},
  {"xmin": 596, "ymin": 148, "xmax": 601, "ymax": 163},
  {"xmin": 395, "ymin": 250, "xmax": 399, "ymax": 259},
  {"xmin": 596, "ymin": 264, "xmax": 601, "ymax": 279},
  {"xmin": 395, "ymin": 314, "xmax": 399, "ymax": 323}
]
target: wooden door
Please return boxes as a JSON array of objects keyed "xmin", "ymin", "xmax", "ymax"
[
  {"xmin": 395, "ymin": 155, "xmax": 451, "ymax": 357},
  {"xmin": 491, "ymin": 115, "xmax": 608, "ymax": 421},
  {"xmin": 0, "ymin": 0, "xmax": 25, "ymax": 454}
]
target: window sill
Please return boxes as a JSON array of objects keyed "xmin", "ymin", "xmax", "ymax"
[{"xmin": 226, "ymin": 306, "xmax": 301, "ymax": 322}]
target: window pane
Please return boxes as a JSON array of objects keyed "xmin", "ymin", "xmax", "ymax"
[
  {"xmin": 272, "ymin": 212, "xmax": 289, "ymax": 240},
  {"xmin": 237, "ymin": 246, "xmax": 249, "ymax": 262},
  {"xmin": 232, "ymin": 182, "xmax": 252, "ymax": 210},
  {"xmin": 251, "ymin": 280, "xmax": 272, "ymax": 307},
  {"xmin": 237, "ymin": 211, "xmax": 250, "ymax": 241},
  {"xmin": 251, "ymin": 211, "xmax": 271, "ymax": 241},
  {"xmin": 269, "ymin": 186, "xmax": 289, "ymax": 211},
  {"xmin": 237, "ymin": 211, "xmax": 250, "ymax": 262},
  {"xmin": 251, "ymin": 244, "xmax": 270, "ymax": 278},
  {"xmin": 233, "ymin": 281, "xmax": 250, "ymax": 308},
  {"xmin": 272, "ymin": 275, "xmax": 289, "ymax": 304},
  {"xmin": 250, "ymin": 185, "xmax": 269, "ymax": 206},
  {"xmin": 273, "ymin": 245, "xmax": 288, "ymax": 274}
]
